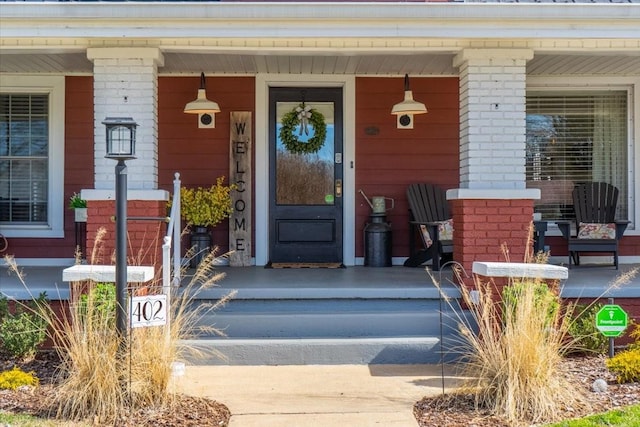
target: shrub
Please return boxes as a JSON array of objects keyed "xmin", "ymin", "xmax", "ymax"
[
  {"xmin": 606, "ymin": 348, "xmax": 640, "ymax": 383},
  {"xmin": 177, "ymin": 176, "xmax": 235, "ymax": 227},
  {"xmin": 0, "ymin": 314, "xmax": 46, "ymax": 359},
  {"xmin": 0, "ymin": 292, "xmax": 47, "ymax": 360},
  {"xmin": 502, "ymin": 280, "xmax": 559, "ymax": 328},
  {"xmin": 629, "ymin": 320, "xmax": 640, "ymax": 351},
  {"xmin": 567, "ymin": 303, "xmax": 608, "ymax": 354},
  {"xmin": 78, "ymin": 282, "xmax": 116, "ymax": 328},
  {"xmin": 0, "ymin": 366, "xmax": 39, "ymax": 390},
  {"xmin": 0, "ymin": 295, "xmax": 8, "ymax": 321}
]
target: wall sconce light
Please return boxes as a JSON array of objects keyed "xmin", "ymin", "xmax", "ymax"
[
  {"xmin": 103, "ymin": 117, "xmax": 137, "ymax": 160},
  {"xmin": 391, "ymin": 74, "xmax": 427, "ymax": 116},
  {"xmin": 184, "ymin": 72, "xmax": 220, "ymax": 114}
]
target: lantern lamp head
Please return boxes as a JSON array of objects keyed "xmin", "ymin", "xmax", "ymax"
[{"xmin": 103, "ymin": 117, "xmax": 137, "ymax": 160}]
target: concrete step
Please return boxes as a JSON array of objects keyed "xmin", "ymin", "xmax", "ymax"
[
  {"xmin": 198, "ymin": 310, "xmax": 463, "ymax": 338},
  {"xmin": 183, "ymin": 281, "xmax": 470, "ymax": 365},
  {"xmin": 182, "ymin": 336, "xmax": 461, "ymax": 365}
]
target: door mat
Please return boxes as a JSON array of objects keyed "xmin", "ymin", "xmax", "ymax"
[{"xmin": 268, "ymin": 262, "xmax": 344, "ymax": 269}]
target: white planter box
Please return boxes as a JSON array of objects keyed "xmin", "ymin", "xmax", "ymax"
[{"xmin": 74, "ymin": 208, "xmax": 88, "ymax": 222}]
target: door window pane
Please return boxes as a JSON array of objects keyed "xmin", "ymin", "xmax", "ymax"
[{"xmin": 275, "ymin": 101, "xmax": 335, "ymax": 205}]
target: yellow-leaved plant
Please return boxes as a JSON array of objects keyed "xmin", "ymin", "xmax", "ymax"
[{"xmin": 178, "ymin": 176, "xmax": 235, "ymax": 228}]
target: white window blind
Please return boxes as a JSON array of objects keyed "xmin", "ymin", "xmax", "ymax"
[
  {"xmin": 0, "ymin": 94, "xmax": 49, "ymax": 224},
  {"xmin": 526, "ymin": 91, "xmax": 628, "ymax": 221}
]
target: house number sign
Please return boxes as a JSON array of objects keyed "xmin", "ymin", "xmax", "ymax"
[{"xmin": 130, "ymin": 294, "xmax": 167, "ymax": 328}]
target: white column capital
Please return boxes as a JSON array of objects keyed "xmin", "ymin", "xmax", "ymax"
[
  {"xmin": 453, "ymin": 48, "xmax": 534, "ymax": 68},
  {"xmin": 447, "ymin": 188, "xmax": 540, "ymax": 201},
  {"xmin": 87, "ymin": 47, "xmax": 164, "ymax": 66}
]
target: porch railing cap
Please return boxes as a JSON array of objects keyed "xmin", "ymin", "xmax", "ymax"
[
  {"xmin": 63, "ymin": 264, "xmax": 155, "ymax": 283},
  {"xmin": 472, "ymin": 261, "xmax": 568, "ymax": 280}
]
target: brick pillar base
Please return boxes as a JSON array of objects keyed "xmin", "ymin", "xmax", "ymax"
[
  {"xmin": 86, "ymin": 200, "xmax": 166, "ymax": 270},
  {"xmin": 451, "ymin": 198, "xmax": 535, "ymax": 290}
]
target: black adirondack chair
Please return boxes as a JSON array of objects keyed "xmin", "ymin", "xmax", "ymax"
[
  {"xmin": 405, "ymin": 183, "xmax": 453, "ymax": 270},
  {"xmin": 557, "ymin": 182, "xmax": 629, "ymax": 269}
]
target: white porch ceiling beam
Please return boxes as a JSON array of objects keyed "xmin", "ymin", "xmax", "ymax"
[{"xmin": 2, "ymin": 38, "xmax": 640, "ymax": 56}]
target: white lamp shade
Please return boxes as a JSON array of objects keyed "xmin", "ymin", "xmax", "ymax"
[
  {"xmin": 184, "ymin": 88, "xmax": 221, "ymax": 114},
  {"xmin": 391, "ymin": 90, "xmax": 427, "ymax": 115}
]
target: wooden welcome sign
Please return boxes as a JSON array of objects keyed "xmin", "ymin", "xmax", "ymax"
[{"xmin": 229, "ymin": 112, "xmax": 252, "ymax": 266}]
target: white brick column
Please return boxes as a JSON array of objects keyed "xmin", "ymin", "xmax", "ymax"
[
  {"xmin": 87, "ymin": 47, "xmax": 164, "ymax": 190},
  {"xmin": 449, "ymin": 49, "xmax": 539, "ymax": 277},
  {"xmin": 453, "ymin": 48, "xmax": 534, "ymax": 190}
]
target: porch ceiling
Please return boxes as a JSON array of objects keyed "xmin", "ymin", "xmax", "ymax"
[{"xmin": 1, "ymin": 51, "xmax": 640, "ymax": 76}]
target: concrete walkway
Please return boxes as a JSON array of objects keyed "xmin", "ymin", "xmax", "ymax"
[{"xmin": 173, "ymin": 364, "xmax": 462, "ymax": 426}]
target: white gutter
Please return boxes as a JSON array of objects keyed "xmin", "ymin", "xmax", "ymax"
[
  {"xmin": 1, "ymin": 3, "xmax": 639, "ymax": 40},
  {"xmin": 1, "ymin": 3, "xmax": 639, "ymax": 21}
]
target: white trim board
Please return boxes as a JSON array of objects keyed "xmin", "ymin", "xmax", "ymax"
[{"xmin": 255, "ymin": 74, "xmax": 356, "ymax": 266}]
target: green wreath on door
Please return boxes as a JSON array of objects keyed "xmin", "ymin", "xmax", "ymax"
[{"xmin": 279, "ymin": 104, "xmax": 327, "ymax": 155}]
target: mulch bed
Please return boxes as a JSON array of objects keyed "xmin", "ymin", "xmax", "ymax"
[
  {"xmin": 0, "ymin": 350, "xmax": 230, "ymax": 426},
  {"xmin": 2, "ymin": 350, "xmax": 639, "ymax": 426},
  {"xmin": 414, "ymin": 354, "xmax": 640, "ymax": 426}
]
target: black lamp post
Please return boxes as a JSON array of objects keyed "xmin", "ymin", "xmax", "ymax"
[{"xmin": 103, "ymin": 117, "xmax": 137, "ymax": 339}]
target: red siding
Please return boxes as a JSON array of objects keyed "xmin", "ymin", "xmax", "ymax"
[
  {"xmin": 5, "ymin": 76, "xmax": 94, "ymax": 259},
  {"xmin": 3, "ymin": 74, "xmax": 639, "ymax": 264},
  {"xmin": 157, "ymin": 76, "xmax": 256, "ymax": 256},
  {"xmin": 355, "ymin": 76, "xmax": 460, "ymax": 257}
]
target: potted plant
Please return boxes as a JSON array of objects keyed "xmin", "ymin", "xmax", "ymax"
[
  {"xmin": 69, "ymin": 192, "xmax": 88, "ymax": 222},
  {"xmin": 177, "ymin": 176, "xmax": 235, "ymax": 267}
]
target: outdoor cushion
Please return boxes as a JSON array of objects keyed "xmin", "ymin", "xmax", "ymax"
[
  {"xmin": 419, "ymin": 219, "xmax": 454, "ymax": 248},
  {"xmin": 577, "ymin": 222, "xmax": 616, "ymax": 240},
  {"xmin": 438, "ymin": 219, "xmax": 454, "ymax": 241}
]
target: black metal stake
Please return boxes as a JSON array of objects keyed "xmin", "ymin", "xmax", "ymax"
[
  {"xmin": 115, "ymin": 159, "xmax": 128, "ymax": 340},
  {"xmin": 608, "ymin": 297, "xmax": 615, "ymax": 358},
  {"xmin": 437, "ymin": 261, "xmax": 468, "ymax": 397}
]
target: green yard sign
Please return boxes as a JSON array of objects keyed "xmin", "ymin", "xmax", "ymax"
[{"xmin": 595, "ymin": 304, "xmax": 628, "ymax": 338}]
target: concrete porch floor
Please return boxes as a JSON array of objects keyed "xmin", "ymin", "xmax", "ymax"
[
  {"xmin": 2, "ymin": 260, "xmax": 638, "ymax": 364},
  {"xmin": 1, "ymin": 262, "xmax": 638, "ymax": 301}
]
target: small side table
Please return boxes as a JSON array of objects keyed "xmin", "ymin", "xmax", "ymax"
[{"xmin": 533, "ymin": 220, "xmax": 548, "ymax": 254}]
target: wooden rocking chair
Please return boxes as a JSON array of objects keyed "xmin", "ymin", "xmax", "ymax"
[
  {"xmin": 557, "ymin": 182, "xmax": 629, "ymax": 269},
  {"xmin": 405, "ymin": 183, "xmax": 453, "ymax": 271}
]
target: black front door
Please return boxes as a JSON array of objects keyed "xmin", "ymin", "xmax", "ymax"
[{"xmin": 269, "ymin": 87, "xmax": 343, "ymax": 264}]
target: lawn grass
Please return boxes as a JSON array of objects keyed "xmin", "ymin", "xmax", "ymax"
[
  {"xmin": 0, "ymin": 412, "xmax": 88, "ymax": 426},
  {"xmin": 545, "ymin": 404, "xmax": 640, "ymax": 427},
  {"xmin": 4, "ymin": 403, "xmax": 639, "ymax": 427}
]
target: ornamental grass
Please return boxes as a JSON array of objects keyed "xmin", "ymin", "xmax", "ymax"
[
  {"xmin": 430, "ymin": 226, "xmax": 638, "ymax": 426},
  {"xmin": 453, "ymin": 274, "xmax": 588, "ymax": 425},
  {"xmin": 3, "ymin": 226, "xmax": 235, "ymax": 424}
]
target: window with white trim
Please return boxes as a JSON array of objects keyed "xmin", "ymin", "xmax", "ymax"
[
  {"xmin": 525, "ymin": 90, "xmax": 629, "ymax": 222},
  {"xmin": 0, "ymin": 76, "xmax": 64, "ymax": 238},
  {"xmin": 0, "ymin": 94, "xmax": 49, "ymax": 223}
]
